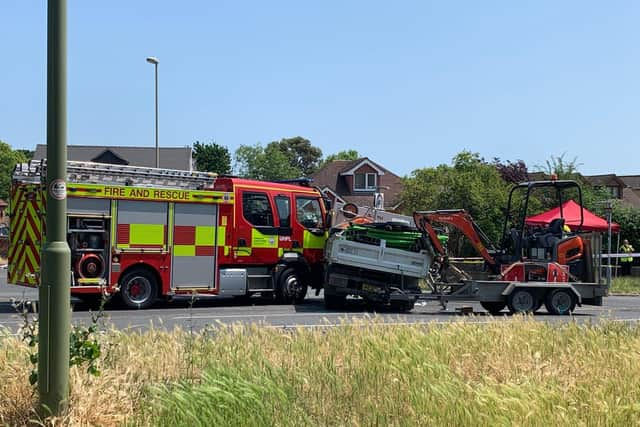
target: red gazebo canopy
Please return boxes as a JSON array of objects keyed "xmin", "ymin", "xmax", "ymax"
[{"xmin": 525, "ymin": 200, "xmax": 620, "ymax": 233}]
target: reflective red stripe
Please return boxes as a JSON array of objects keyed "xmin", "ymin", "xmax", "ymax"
[
  {"xmin": 174, "ymin": 225, "xmax": 196, "ymax": 245},
  {"xmin": 195, "ymin": 246, "xmax": 215, "ymax": 256}
]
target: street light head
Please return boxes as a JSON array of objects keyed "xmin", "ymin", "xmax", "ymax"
[{"xmin": 146, "ymin": 56, "xmax": 159, "ymax": 65}]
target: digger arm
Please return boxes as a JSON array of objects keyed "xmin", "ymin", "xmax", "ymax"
[{"xmin": 413, "ymin": 209, "xmax": 497, "ymax": 266}]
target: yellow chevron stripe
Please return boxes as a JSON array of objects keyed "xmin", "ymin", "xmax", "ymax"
[{"xmin": 8, "ymin": 184, "xmax": 43, "ymax": 286}]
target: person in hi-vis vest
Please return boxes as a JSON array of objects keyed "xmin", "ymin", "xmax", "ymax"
[{"xmin": 620, "ymin": 239, "xmax": 634, "ymax": 276}]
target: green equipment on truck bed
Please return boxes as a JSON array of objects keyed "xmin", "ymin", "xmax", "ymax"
[{"xmin": 343, "ymin": 222, "xmax": 423, "ymax": 251}]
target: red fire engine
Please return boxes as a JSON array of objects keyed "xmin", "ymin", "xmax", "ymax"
[{"xmin": 9, "ymin": 160, "xmax": 328, "ymax": 308}]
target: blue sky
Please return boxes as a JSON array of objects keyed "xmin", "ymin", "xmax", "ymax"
[{"xmin": 1, "ymin": 1, "xmax": 638, "ymax": 177}]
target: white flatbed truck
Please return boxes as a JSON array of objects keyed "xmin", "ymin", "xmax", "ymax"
[{"xmin": 322, "ymin": 230, "xmax": 608, "ymax": 315}]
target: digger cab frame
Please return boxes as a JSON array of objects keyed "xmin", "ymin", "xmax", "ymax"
[{"xmin": 500, "ymin": 179, "xmax": 584, "ymax": 262}]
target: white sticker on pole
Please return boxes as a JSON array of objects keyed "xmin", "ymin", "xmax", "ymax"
[{"xmin": 49, "ymin": 179, "xmax": 67, "ymax": 200}]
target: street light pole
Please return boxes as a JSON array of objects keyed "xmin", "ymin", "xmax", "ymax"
[
  {"xmin": 40, "ymin": 0, "xmax": 71, "ymax": 415},
  {"xmin": 146, "ymin": 56, "xmax": 159, "ymax": 168}
]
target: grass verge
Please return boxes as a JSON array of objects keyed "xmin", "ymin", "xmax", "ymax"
[
  {"xmin": 2, "ymin": 318, "xmax": 640, "ymax": 426},
  {"xmin": 610, "ymin": 276, "xmax": 640, "ymax": 294}
]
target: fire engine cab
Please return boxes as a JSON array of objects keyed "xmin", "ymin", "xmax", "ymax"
[{"xmin": 9, "ymin": 160, "xmax": 328, "ymax": 308}]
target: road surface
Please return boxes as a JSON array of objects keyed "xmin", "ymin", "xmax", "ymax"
[{"xmin": 1, "ymin": 271, "xmax": 638, "ymax": 333}]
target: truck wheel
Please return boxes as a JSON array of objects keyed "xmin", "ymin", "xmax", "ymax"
[
  {"xmin": 544, "ymin": 289, "xmax": 576, "ymax": 315},
  {"xmin": 480, "ymin": 301, "xmax": 506, "ymax": 315},
  {"xmin": 324, "ymin": 286, "xmax": 346, "ymax": 309},
  {"xmin": 324, "ymin": 293, "xmax": 346, "ymax": 310},
  {"xmin": 277, "ymin": 268, "xmax": 308, "ymax": 304},
  {"xmin": 390, "ymin": 301, "xmax": 415, "ymax": 313},
  {"xmin": 507, "ymin": 289, "xmax": 536, "ymax": 314},
  {"xmin": 119, "ymin": 269, "xmax": 158, "ymax": 309}
]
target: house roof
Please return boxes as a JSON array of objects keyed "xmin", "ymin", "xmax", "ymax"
[
  {"xmin": 339, "ymin": 158, "xmax": 386, "ymax": 175},
  {"xmin": 312, "ymin": 160, "xmax": 351, "ymax": 191},
  {"xmin": 583, "ymin": 174, "xmax": 626, "ymax": 188},
  {"xmin": 33, "ymin": 144, "xmax": 193, "ymax": 170},
  {"xmin": 312, "ymin": 157, "xmax": 403, "ymax": 210},
  {"xmin": 313, "ymin": 158, "xmax": 393, "ymax": 186},
  {"xmin": 623, "ymin": 188, "xmax": 640, "ymax": 208},
  {"xmin": 619, "ymin": 175, "xmax": 640, "ymax": 189},
  {"xmin": 0, "ymin": 199, "xmax": 7, "ymax": 207}
]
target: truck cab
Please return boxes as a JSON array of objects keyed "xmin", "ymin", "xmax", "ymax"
[{"xmin": 214, "ymin": 177, "xmax": 329, "ymax": 302}]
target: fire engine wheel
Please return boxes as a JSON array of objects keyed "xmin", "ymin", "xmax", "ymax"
[
  {"xmin": 532, "ymin": 300, "xmax": 544, "ymax": 313},
  {"xmin": 507, "ymin": 289, "xmax": 536, "ymax": 314},
  {"xmin": 544, "ymin": 289, "xmax": 576, "ymax": 315},
  {"xmin": 277, "ymin": 269, "xmax": 308, "ymax": 304},
  {"xmin": 480, "ymin": 301, "xmax": 506, "ymax": 315},
  {"xmin": 120, "ymin": 269, "xmax": 158, "ymax": 309}
]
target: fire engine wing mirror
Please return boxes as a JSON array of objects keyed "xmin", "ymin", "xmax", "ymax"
[{"xmin": 325, "ymin": 211, "xmax": 333, "ymax": 228}]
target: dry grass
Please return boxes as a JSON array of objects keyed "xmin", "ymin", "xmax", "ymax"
[{"xmin": 2, "ymin": 318, "xmax": 640, "ymax": 426}]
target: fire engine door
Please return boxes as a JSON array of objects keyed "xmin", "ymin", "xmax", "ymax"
[{"xmin": 171, "ymin": 203, "xmax": 218, "ymax": 289}]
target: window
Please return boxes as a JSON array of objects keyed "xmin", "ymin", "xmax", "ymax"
[
  {"xmin": 354, "ymin": 172, "xmax": 377, "ymax": 190},
  {"xmin": 275, "ymin": 196, "xmax": 291, "ymax": 227},
  {"xmin": 296, "ymin": 197, "xmax": 323, "ymax": 229},
  {"xmin": 242, "ymin": 192, "xmax": 274, "ymax": 227},
  {"xmin": 609, "ymin": 186, "xmax": 620, "ymax": 198}
]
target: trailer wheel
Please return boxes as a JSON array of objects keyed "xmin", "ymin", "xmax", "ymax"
[
  {"xmin": 119, "ymin": 269, "xmax": 158, "ymax": 309},
  {"xmin": 544, "ymin": 289, "xmax": 576, "ymax": 315},
  {"xmin": 507, "ymin": 289, "xmax": 536, "ymax": 314},
  {"xmin": 277, "ymin": 268, "xmax": 308, "ymax": 304},
  {"xmin": 480, "ymin": 301, "xmax": 506, "ymax": 315}
]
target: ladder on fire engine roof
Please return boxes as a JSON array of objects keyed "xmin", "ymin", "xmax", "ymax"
[{"xmin": 13, "ymin": 159, "xmax": 217, "ymax": 190}]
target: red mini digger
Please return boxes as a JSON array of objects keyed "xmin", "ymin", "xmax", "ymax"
[{"xmin": 413, "ymin": 179, "xmax": 604, "ymax": 314}]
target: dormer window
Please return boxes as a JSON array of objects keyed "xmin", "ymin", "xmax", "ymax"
[{"xmin": 355, "ymin": 172, "xmax": 377, "ymax": 191}]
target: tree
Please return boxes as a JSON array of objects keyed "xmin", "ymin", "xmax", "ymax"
[
  {"xmin": 192, "ymin": 141, "xmax": 232, "ymax": 175},
  {"xmin": 533, "ymin": 153, "xmax": 611, "ymax": 214},
  {"xmin": 401, "ymin": 151, "xmax": 509, "ymax": 255},
  {"xmin": 612, "ymin": 204, "xmax": 640, "ymax": 250},
  {"xmin": 536, "ymin": 152, "xmax": 582, "ymax": 180},
  {"xmin": 16, "ymin": 149, "xmax": 34, "ymax": 162},
  {"xmin": 0, "ymin": 140, "xmax": 27, "ymax": 201},
  {"xmin": 271, "ymin": 137, "xmax": 322, "ymax": 177},
  {"xmin": 322, "ymin": 150, "xmax": 360, "ymax": 165},
  {"xmin": 233, "ymin": 143, "xmax": 300, "ymax": 181},
  {"xmin": 492, "ymin": 158, "xmax": 529, "ymax": 184}
]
